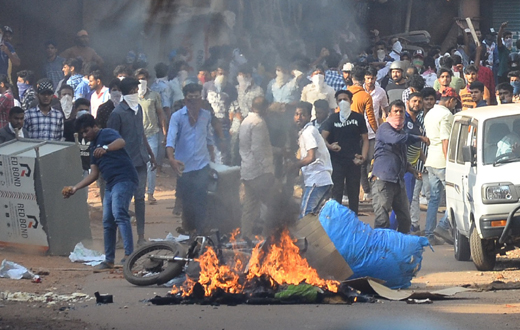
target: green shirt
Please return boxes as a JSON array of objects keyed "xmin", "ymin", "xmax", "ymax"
[{"xmin": 498, "ymin": 44, "xmax": 511, "ymax": 77}]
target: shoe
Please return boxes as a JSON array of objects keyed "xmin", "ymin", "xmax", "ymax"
[
  {"xmin": 93, "ymin": 261, "xmax": 114, "ymax": 273},
  {"xmin": 342, "ymin": 195, "xmax": 349, "ymax": 205},
  {"xmin": 434, "ymin": 226, "xmax": 454, "ymax": 245},
  {"xmin": 136, "ymin": 238, "xmax": 147, "ymax": 247},
  {"xmin": 419, "ymin": 197, "xmax": 428, "ymax": 205},
  {"xmin": 428, "ymin": 236, "xmax": 444, "ymax": 246},
  {"xmin": 147, "ymin": 194, "xmax": 157, "ymax": 205},
  {"xmin": 120, "ymin": 255, "xmax": 129, "ymax": 264},
  {"xmin": 362, "ymin": 193, "xmax": 372, "ymax": 202},
  {"xmin": 410, "ymin": 224, "xmax": 421, "ymax": 233}
]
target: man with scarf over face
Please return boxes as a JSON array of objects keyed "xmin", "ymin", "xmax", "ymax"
[
  {"xmin": 166, "ymin": 83, "xmax": 214, "ymax": 235},
  {"xmin": 371, "ymin": 100, "xmax": 428, "ymax": 233},
  {"xmin": 107, "ymin": 78, "xmax": 156, "ymax": 247},
  {"xmin": 321, "ymin": 90, "xmax": 368, "ymax": 215}
]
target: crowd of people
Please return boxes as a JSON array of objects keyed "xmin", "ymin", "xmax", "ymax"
[{"xmin": 1, "ymin": 19, "xmax": 520, "ymax": 270}]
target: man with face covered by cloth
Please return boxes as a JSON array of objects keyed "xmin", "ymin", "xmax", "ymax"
[
  {"xmin": 371, "ymin": 99, "xmax": 429, "ymax": 233},
  {"xmin": 166, "ymin": 83, "xmax": 215, "ymax": 235}
]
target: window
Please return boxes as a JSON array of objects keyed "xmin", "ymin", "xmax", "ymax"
[
  {"xmin": 448, "ymin": 122, "xmax": 460, "ymax": 163},
  {"xmin": 456, "ymin": 123, "xmax": 471, "ymax": 164},
  {"xmin": 483, "ymin": 115, "xmax": 520, "ymax": 165}
]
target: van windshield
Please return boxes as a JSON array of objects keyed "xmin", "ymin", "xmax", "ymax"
[{"xmin": 483, "ymin": 115, "xmax": 520, "ymax": 165}]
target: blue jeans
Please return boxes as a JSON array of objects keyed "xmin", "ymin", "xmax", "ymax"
[
  {"xmin": 134, "ymin": 165, "xmax": 147, "ymax": 236},
  {"xmin": 389, "ymin": 172, "xmax": 416, "ymax": 229},
  {"xmin": 147, "ymin": 132, "xmax": 160, "ymax": 195},
  {"xmin": 103, "ymin": 180, "xmax": 136, "ymax": 263},
  {"xmin": 425, "ymin": 166, "xmax": 450, "ymax": 238},
  {"xmin": 300, "ymin": 184, "xmax": 332, "ymax": 219}
]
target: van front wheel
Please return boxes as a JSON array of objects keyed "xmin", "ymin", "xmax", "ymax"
[{"xmin": 470, "ymin": 225, "xmax": 496, "ymax": 271}]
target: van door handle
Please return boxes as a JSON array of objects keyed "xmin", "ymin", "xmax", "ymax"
[{"xmin": 455, "ymin": 185, "xmax": 461, "ymax": 195}]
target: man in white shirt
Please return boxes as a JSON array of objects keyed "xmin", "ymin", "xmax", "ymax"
[
  {"xmin": 88, "ymin": 70, "xmax": 109, "ymax": 118},
  {"xmin": 239, "ymin": 96, "xmax": 275, "ymax": 239},
  {"xmin": 301, "ymin": 67, "xmax": 337, "ymax": 117},
  {"xmin": 424, "ymin": 87, "xmax": 457, "ymax": 245},
  {"xmin": 292, "ymin": 101, "xmax": 333, "ymax": 218}
]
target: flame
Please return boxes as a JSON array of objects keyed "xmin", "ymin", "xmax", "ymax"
[{"xmin": 171, "ymin": 228, "xmax": 339, "ymax": 297}]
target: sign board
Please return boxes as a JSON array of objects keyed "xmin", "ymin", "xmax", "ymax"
[{"xmin": 0, "ymin": 155, "xmax": 49, "ymax": 251}]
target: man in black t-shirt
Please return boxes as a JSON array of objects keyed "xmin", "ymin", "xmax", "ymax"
[{"xmin": 321, "ymin": 90, "xmax": 369, "ymax": 214}]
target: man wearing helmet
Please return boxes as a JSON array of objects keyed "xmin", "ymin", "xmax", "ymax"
[{"xmin": 385, "ymin": 61, "xmax": 407, "ymax": 103}]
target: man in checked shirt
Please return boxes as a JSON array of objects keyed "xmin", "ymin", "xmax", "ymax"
[{"xmin": 24, "ymin": 79, "xmax": 64, "ymax": 141}]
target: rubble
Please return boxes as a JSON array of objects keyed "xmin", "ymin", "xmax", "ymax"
[{"xmin": 1, "ymin": 291, "xmax": 91, "ymax": 304}]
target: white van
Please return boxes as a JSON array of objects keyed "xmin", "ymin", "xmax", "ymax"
[{"xmin": 446, "ymin": 104, "xmax": 520, "ymax": 271}]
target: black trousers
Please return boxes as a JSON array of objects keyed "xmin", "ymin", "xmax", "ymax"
[{"xmin": 331, "ymin": 158, "xmax": 361, "ymax": 214}]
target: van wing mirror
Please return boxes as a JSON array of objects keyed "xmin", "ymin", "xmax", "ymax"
[{"xmin": 462, "ymin": 146, "xmax": 476, "ymax": 165}]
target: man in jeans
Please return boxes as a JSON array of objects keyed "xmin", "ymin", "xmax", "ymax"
[
  {"xmin": 107, "ymin": 78, "xmax": 157, "ymax": 247},
  {"xmin": 135, "ymin": 68, "xmax": 167, "ymax": 204},
  {"xmin": 293, "ymin": 101, "xmax": 333, "ymax": 218},
  {"xmin": 167, "ymin": 83, "xmax": 214, "ymax": 235},
  {"xmin": 410, "ymin": 87, "xmax": 436, "ymax": 233},
  {"xmin": 372, "ymin": 100, "xmax": 428, "ymax": 233},
  {"xmin": 424, "ymin": 87, "xmax": 457, "ymax": 245},
  {"xmin": 63, "ymin": 114, "xmax": 138, "ymax": 271}
]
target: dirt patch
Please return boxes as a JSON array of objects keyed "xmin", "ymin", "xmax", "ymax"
[{"xmin": 0, "ymin": 302, "xmax": 99, "ymax": 330}]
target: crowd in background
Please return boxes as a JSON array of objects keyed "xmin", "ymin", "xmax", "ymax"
[{"xmin": 2, "ymin": 19, "xmax": 520, "ymax": 267}]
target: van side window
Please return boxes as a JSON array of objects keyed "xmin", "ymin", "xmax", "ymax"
[
  {"xmin": 448, "ymin": 122, "xmax": 460, "ymax": 163},
  {"xmin": 456, "ymin": 123, "xmax": 471, "ymax": 164}
]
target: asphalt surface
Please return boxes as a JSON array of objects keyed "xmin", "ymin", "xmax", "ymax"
[{"xmin": 69, "ymin": 203, "xmax": 520, "ymax": 330}]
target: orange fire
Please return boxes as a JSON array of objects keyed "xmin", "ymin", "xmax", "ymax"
[{"xmin": 171, "ymin": 228, "xmax": 339, "ymax": 297}]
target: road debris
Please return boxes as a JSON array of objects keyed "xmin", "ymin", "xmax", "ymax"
[
  {"xmin": 95, "ymin": 292, "xmax": 113, "ymax": 304},
  {"xmin": 1, "ymin": 291, "xmax": 91, "ymax": 303},
  {"xmin": 69, "ymin": 242, "xmax": 105, "ymax": 266},
  {"xmin": 0, "ymin": 259, "xmax": 39, "ymax": 281},
  {"xmin": 149, "ymin": 232, "xmax": 190, "ymax": 243}
]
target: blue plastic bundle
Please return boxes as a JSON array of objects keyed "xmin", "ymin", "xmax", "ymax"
[{"xmin": 319, "ymin": 200, "xmax": 429, "ymax": 289}]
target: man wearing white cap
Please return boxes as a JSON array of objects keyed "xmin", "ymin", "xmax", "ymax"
[
  {"xmin": 341, "ymin": 62, "xmax": 354, "ymax": 87},
  {"xmin": 61, "ymin": 30, "xmax": 104, "ymax": 67}
]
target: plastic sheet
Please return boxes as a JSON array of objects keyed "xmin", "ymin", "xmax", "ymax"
[
  {"xmin": 0, "ymin": 259, "xmax": 36, "ymax": 280},
  {"xmin": 68, "ymin": 242, "xmax": 105, "ymax": 266}
]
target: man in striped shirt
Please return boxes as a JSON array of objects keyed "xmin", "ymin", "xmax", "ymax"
[{"xmin": 410, "ymin": 87, "xmax": 436, "ymax": 233}]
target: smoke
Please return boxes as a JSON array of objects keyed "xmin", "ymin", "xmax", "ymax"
[{"xmin": 79, "ymin": 0, "xmax": 367, "ymax": 79}]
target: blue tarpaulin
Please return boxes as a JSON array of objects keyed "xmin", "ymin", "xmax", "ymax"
[{"xmin": 319, "ymin": 200, "xmax": 429, "ymax": 289}]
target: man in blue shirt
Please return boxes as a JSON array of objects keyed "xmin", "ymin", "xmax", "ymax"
[
  {"xmin": 371, "ymin": 100, "xmax": 429, "ymax": 233},
  {"xmin": 63, "ymin": 114, "xmax": 138, "ymax": 271},
  {"xmin": 167, "ymin": 83, "xmax": 214, "ymax": 235},
  {"xmin": 469, "ymin": 81, "xmax": 488, "ymax": 107},
  {"xmin": 0, "ymin": 26, "xmax": 21, "ymax": 78}
]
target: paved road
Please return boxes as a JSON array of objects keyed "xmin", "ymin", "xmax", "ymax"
[{"xmin": 70, "ymin": 201, "xmax": 520, "ymax": 330}]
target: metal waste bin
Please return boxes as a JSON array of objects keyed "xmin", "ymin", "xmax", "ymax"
[
  {"xmin": 0, "ymin": 139, "xmax": 91, "ymax": 255},
  {"xmin": 206, "ymin": 163, "xmax": 241, "ymax": 234}
]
